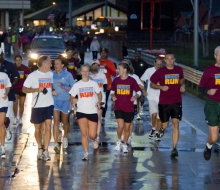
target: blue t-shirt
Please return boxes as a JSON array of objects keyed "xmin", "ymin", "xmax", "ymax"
[
  {"xmin": 0, "ymin": 60, "xmax": 20, "ymax": 101},
  {"xmin": 53, "ymin": 69, "xmax": 74, "ymax": 101}
]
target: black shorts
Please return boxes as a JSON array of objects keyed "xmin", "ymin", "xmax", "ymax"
[
  {"xmin": 158, "ymin": 102, "xmax": 182, "ymax": 123},
  {"xmin": 114, "ymin": 110, "xmax": 134, "ymax": 123},
  {"xmin": 31, "ymin": 105, "xmax": 54, "ymax": 124},
  {"xmin": 15, "ymin": 91, "xmax": 26, "ymax": 97},
  {"xmin": 0, "ymin": 107, "xmax": 8, "ymax": 113},
  {"xmin": 76, "ymin": 112, "xmax": 98, "ymax": 123}
]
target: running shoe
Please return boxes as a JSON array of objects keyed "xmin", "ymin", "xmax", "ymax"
[
  {"xmin": 62, "ymin": 137, "xmax": 68, "ymax": 148},
  {"xmin": 155, "ymin": 132, "xmax": 161, "ymax": 141},
  {"xmin": 148, "ymin": 129, "xmax": 155, "ymax": 139},
  {"xmin": 18, "ymin": 118, "xmax": 22, "ymax": 125},
  {"xmin": 92, "ymin": 140, "xmax": 99, "ymax": 149},
  {"xmin": 159, "ymin": 128, "xmax": 165, "ymax": 138},
  {"xmin": 43, "ymin": 150, "xmax": 51, "ymax": 161},
  {"xmin": 1, "ymin": 147, "xmax": 6, "ymax": 159},
  {"xmin": 114, "ymin": 140, "xmax": 121, "ymax": 150},
  {"xmin": 5, "ymin": 128, "xmax": 12, "ymax": 141},
  {"xmin": 127, "ymin": 136, "xmax": 132, "ymax": 146},
  {"xmin": 54, "ymin": 144, "xmax": 61, "ymax": 154},
  {"xmin": 82, "ymin": 152, "xmax": 89, "ymax": 161},
  {"xmin": 203, "ymin": 145, "xmax": 212, "ymax": 160},
  {"xmin": 136, "ymin": 114, "xmax": 141, "ymax": 120},
  {"xmin": 96, "ymin": 136, "xmax": 100, "ymax": 144},
  {"xmin": 13, "ymin": 118, "xmax": 18, "ymax": 125},
  {"xmin": 122, "ymin": 144, "xmax": 128, "ymax": 153},
  {"xmin": 170, "ymin": 148, "xmax": 178, "ymax": 158},
  {"xmin": 37, "ymin": 148, "xmax": 43, "ymax": 160}
]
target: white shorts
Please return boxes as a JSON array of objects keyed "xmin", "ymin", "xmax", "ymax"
[
  {"xmin": 6, "ymin": 101, "xmax": 14, "ymax": 118},
  {"xmin": 148, "ymin": 99, "xmax": 159, "ymax": 119}
]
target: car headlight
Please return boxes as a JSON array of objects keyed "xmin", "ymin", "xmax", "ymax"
[{"xmin": 29, "ymin": 53, "xmax": 39, "ymax": 59}]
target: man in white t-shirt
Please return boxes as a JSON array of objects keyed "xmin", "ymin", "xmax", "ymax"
[
  {"xmin": 22, "ymin": 56, "xmax": 54, "ymax": 161},
  {"xmin": 141, "ymin": 57, "xmax": 163, "ymax": 141}
]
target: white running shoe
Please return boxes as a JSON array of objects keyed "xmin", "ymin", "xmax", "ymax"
[
  {"xmin": 92, "ymin": 140, "xmax": 99, "ymax": 149},
  {"xmin": 37, "ymin": 149, "xmax": 43, "ymax": 160},
  {"xmin": 13, "ymin": 118, "xmax": 18, "ymax": 125},
  {"xmin": 82, "ymin": 152, "xmax": 89, "ymax": 161},
  {"xmin": 5, "ymin": 128, "xmax": 12, "ymax": 141},
  {"xmin": 43, "ymin": 150, "xmax": 51, "ymax": 161},
  {"xmin": 122, "ymin": 144, "xmax": 128, "ymax": 153},
  {"xmin": 62, "ymin": 137, "xmax": 68, "ymax": 148},
  {"xmin": 136, "ymin": 114, "xmax": 141, "ymax": 120},
  {"xmin": 114, "ymin": 140, "xmax": 121, "ymax": 150},
  {"xmin": 18, "ymin": 118, "xmax": 22, "ymax": 125},
  {"xmin": 1, "ymin": 147, "xmax": 6, "ymax": 159}
]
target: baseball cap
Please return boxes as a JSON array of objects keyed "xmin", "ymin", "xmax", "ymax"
[
  {"xmin": 100, "ymin": 47, "xmax": 108, "ymax": 53},
  {"xmin": 90, "ymin": 59, "xmax": 100, "ymax": 66},
  {"xmin": 93, "ymin": 36, "xmax": 97, "ymax": 39},
  {"xmin": 0, "ymin": 47, "xmax": 3, "ymax": 54}
]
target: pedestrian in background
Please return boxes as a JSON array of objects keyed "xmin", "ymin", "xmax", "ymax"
[
  {"xmin": 131, "ymin": 51, "xmax": 149, "ymax": 120},
  {"xmin": 22, "ymin": 55, "xmax": 54, "ymax": 161},
  {"xmin": 150, "ymin": 52, "xmax": 185, "ymax": 158},
  {"xmin": 21, "ymin": 32, "xmax": 30, "ymax": 54},
  {"xmin": 13, "ymin": 55, "xmax": 31, "ymax": 125},
  {"xmin": 77, "ymin": 39, "xmax": 87, "ymax": 65},
  {"xmin": 90, "ymin": 36, "xmax": 100, "ymax": 59},
  {"xmin": 52, "ymin": 55, "xmax": 74, "ymax": 153},
  {"xmin": 69, "ymin": 64, "xmax": 102, "ymax": 161},
  {"xmin": 199, "ymin": 46, "xmax": 220, "ymax": 161},
  {"xmin": 0, "ymin": 72, "xmax": 11, "ymax": 158}
]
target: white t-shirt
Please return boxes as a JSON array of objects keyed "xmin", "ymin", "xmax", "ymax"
[
  {"xmin": 129, "ymin": 74, "xmax": 143, "ymax": 105},
  {"xmin": 69, "ymin": 79, "xmax": 100, "ymax": 114},
  {"xmin": 90, "ymin": 71, "xmax": 107, "ymax": 103},
  {"xmin": 0, "ymin": 72, "xmax": 11, "ymax": 108},
  {"xmin": 141, "ymin": 67, "xmax": 160, "ymax": 101},
  {"xmin": 23, "ymin": 70, "xmax": 54, "ymax": 108}
]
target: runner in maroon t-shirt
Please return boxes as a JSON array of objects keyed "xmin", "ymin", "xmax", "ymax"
[
  {"xmin": 198, "ymin": 46, "xmax": 220, "ymax": 161},
  {"xmin": 111, "ymin": 62, "xmax": 141, "ymax": 153},
  {"xmin": 13, "ymin": 55, "xmax": 31, "ymax": 125},
  {"xmin": 66, "ymin": 48, "xmax": 80, "ymax": 80},
  {"xmin": 150, "ymin": 52, "xmax": 185, "ymax": 158}
]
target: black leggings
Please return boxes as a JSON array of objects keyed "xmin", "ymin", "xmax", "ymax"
[{"xmin": 102, "ymin": 90, "xmax": 110, "ymax": 118}]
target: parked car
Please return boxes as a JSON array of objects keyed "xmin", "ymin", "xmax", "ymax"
[{"xmin": 28, "ymin": 35, "xmax": 66, "ymax": 71}]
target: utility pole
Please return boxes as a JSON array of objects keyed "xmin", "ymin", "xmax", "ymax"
[
  {"xmin": 69, "ymin": 0, "xmax": 72, "ymax": 26},
  {"xmin": 105, "ymin": 0, "xmax": 108, "ymax": 17},
  {"xmin": 194, "ymin": 0, "xmax": 199, "ymax": 68}
]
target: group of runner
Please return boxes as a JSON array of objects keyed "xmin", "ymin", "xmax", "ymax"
[{"xmin": 1, "ymin": 45, "xmax": 219, "ymax": 162}]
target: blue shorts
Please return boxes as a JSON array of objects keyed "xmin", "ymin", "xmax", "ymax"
[
  {"xmin": 31, "ymin": 105, "xmax": 54, "ymax": 124},
  {"xmin": 0, "ymin": 107, "xmax": 8, "ymax": 113},
  {"xmin": 54, "ymin": 100, "xmax": 71, "ymax": 114}
]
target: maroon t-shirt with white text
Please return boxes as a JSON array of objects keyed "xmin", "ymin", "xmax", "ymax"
[
  {"xmin": 199, "ymin": 64, "xmax": 220, "ymax": 102},
  {"xmin": 150, "ymin": 65, "xmax": 184, "ymax": 104},
  {"xmin": 111, "ymin": 76, "xmax": 141, "ymax": 112},
  {"xmin": 14, "ymin": 64, "xmax": 31, "ymax": 92}
]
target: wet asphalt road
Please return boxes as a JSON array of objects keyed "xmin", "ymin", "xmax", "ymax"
[{"xmin": 0, "ymin": 53, "xmax": 220, "ymax": 190}]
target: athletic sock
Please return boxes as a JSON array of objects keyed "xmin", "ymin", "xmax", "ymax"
[{"xmin": 206, "ymin": 142, "xmax": 213, "ymax": 149}]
